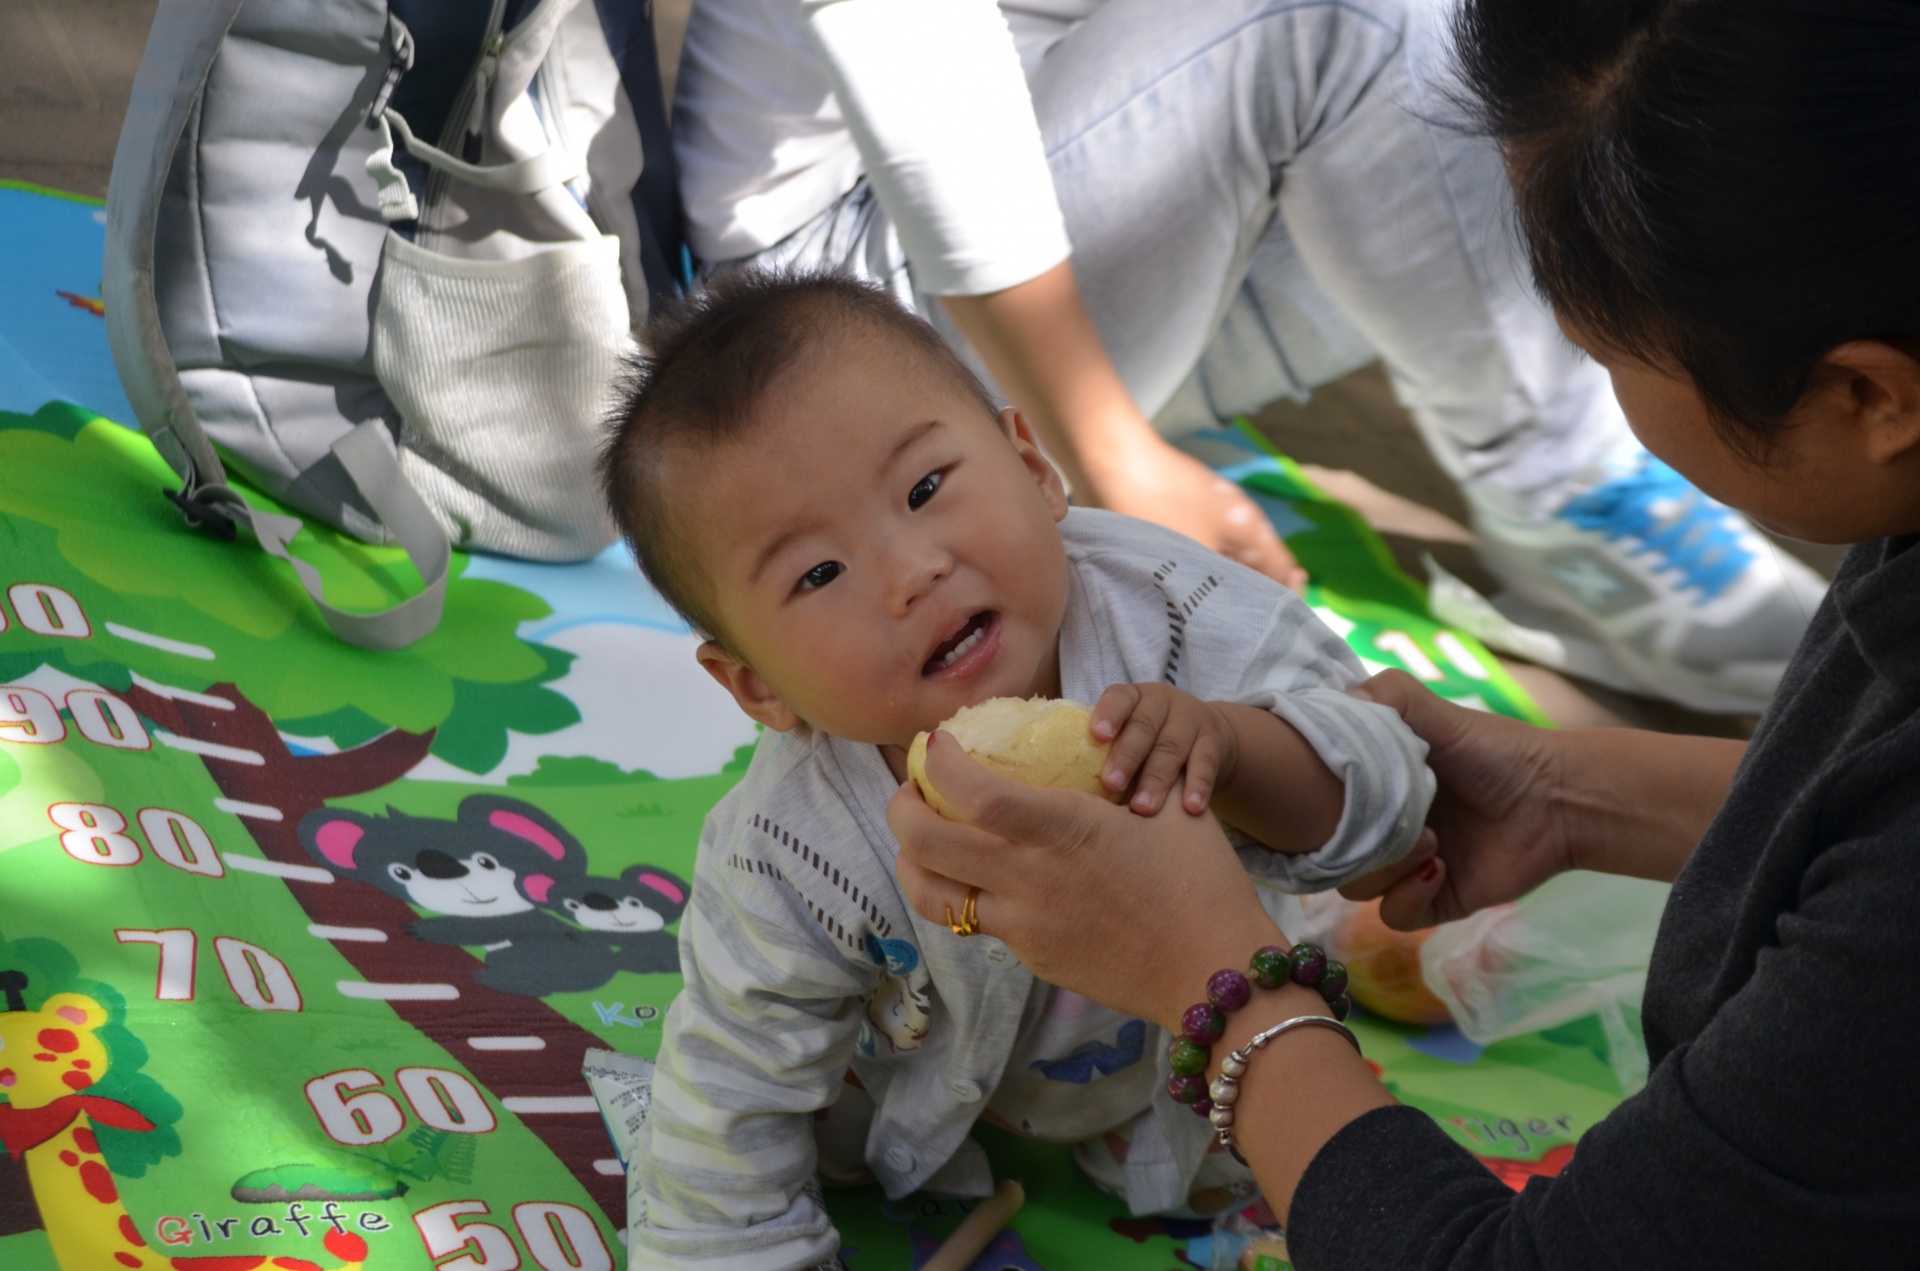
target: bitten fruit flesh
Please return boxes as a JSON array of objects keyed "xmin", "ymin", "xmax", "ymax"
[{"xmin": 907, "ymin": 697, "xmax": 1121, "ymax": 820}]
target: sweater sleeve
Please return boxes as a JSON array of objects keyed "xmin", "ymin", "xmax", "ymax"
[
  {"xmin": 800, "ymin": 0, "xmax": 1071, "ymax": 294},
  {"xmin": 1287, "ymin": 805, "xmax": 1920, "ymax": 1268},
  {"xmin": 627, "ymin": 819, "xmax": 875, "ymax": 1271},
  {"xmin": 1229, "ymin": 599, "xmax": 1435, "ymax": 890}
]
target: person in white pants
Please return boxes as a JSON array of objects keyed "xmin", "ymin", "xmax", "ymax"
[{"xmin": 670, "ymin": 0, "xmax": 1826, "ymax": 713}]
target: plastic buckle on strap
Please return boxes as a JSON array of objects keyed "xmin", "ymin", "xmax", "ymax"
[{"xmin": 164, "ymin": 485, "xmax": 238, "ymax": 541}]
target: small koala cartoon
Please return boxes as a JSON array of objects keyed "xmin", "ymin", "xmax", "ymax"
[
  {"xmin": 298, "ymin": 795, "xmax": 626, "ymax": 997},
  {"xmin": 541, "ymin": 865, "xmax": 691, "ymax": 975}
]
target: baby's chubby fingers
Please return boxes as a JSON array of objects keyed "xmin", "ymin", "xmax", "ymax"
[
  {"xmin": 1180, "ymin": 732, "xmax": 1226, "ymax": 814},
  {"xmin": 1128, "ymin": 712, "xmax": 1202, "ymax": 815},
  {"xmin": 1091, "ymin": 684, "xmax": 1172, "ymax": 799}
]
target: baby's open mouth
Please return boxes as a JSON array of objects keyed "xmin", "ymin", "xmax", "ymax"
[{"xmin": 924, "ymin": 611, "xmax": 995, "ymax": 677}]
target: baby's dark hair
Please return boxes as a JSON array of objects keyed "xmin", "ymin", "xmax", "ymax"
[
  {"xmin": 1454, "ymin": 0, "xmax": 1920, "ymax": 458},
  {"xmin": 598, "ymin": 269, "xmax": 999, "ymax": 640}
]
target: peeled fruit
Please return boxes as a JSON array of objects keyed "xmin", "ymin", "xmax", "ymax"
[
  {"xmin": 907, "ymin": 697, "xmax": 1120, "ymax": 820},
  {"xmin": 1332, "ymin": 898, "xmax": 1453, "ymax": 1026}
]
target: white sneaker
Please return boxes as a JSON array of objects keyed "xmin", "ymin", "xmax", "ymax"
[{"xmin": 1459, "ymin": 453, "xmax": 1828, "ymax": 714}]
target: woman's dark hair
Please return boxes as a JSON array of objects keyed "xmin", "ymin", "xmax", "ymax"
[{"xmin": 1454, "ymin": 0, "xmax": 1920, "ymax": 455}]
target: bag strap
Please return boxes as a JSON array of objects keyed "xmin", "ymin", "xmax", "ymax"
[
  {"xmin": 383, "ymin": 107, "xmax": 584, "ymax": 194},
  {"xmin": 189, "ymin": 422, "xmax": 451, "ymax": 652},
  {"xmin": 104, "ymin": 0, "xmax": 450, "ymax": 650},
  {"xmin": 104, "ymin": 0, "xmax": 247, "ymax": 492}
]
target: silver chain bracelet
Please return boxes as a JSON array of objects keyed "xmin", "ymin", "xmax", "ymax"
[{"xmin": 1207, "ymin": 1014, "xmax": 1362, "ymax": 1161}]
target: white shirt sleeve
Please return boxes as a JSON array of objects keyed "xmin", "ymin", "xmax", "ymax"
[{"xmin": 801, "ymin": 0, "xmax": 1072, "ymax": 295}]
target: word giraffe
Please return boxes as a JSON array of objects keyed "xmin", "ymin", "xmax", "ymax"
[{"xmin": 0, "ymin": 970, "xmax": 371, "ymax": 1271}]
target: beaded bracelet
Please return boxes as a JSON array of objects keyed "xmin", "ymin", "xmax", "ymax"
[{"xmin": 1164, "ymin": 942, "xmax": 1354, "ymax": 1117}]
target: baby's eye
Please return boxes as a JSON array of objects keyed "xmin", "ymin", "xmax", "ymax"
[
  {"xmin": 907, "ymin": 470, "xmax": 943, "ymax": 510},
  {"xmin": 799, "ymin": 561, "xmax": 843, "ymax": 591}
]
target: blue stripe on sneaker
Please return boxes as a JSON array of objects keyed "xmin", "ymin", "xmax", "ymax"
[{"xmin": 1558, "ymin": 457, "xmax": 1754, "ymax": 600}]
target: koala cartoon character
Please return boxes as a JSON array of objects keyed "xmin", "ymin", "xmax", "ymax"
[
  {"xmin": 297, "ymin": 795, "xmax": 624, "ymax": 998},
  {"xmin": 541, "ymin": 865, "xmax": 690, "ymax": 975}
]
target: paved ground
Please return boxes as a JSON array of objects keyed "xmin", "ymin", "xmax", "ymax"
[{"xmin": 0, "ymin": 0, "xmax": 1832, "ymax": 733}]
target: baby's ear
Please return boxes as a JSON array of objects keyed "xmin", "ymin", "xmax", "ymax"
[
  {"xmin": 698, "ymin": 641, "xmax": 802, "ymax": 732},
  {"xmin": 1000, "ymin": 407, "xmax": 1069, "ymax": 521}
]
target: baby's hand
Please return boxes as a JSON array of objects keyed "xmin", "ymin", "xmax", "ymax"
[{"xmin": 1090, "ymin": 683, "xmax": 1237, "ymax": 816}]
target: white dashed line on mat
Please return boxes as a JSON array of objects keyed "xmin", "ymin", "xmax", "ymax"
[
  {"xmin": 308, "ymin": 924, "xmax": 386, "ymax": 942},
  {"xmin": 214, "ymin": 798, "xmax": 282, "ymax": 821},
  {"xmin": 336, "ymin": 981, "xmax": 460, "ymax": 1001},
  {"xmin": 222, "ymin": 855, "xmax": 333, "ymax": 884},
  {"xmin": 108, "ymin": 623, "xmax": 216, "ymax": 660}
]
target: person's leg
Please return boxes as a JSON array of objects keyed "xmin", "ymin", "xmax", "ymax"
[
  {"xmin": 1024, "ymin": 0, "xmax": 1823, "ymax": 712},
  {"xmin": 1026, "ymin": 0, "xmax": 1608, "ymax": 486}
]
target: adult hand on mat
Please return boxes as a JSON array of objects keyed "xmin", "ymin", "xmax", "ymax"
[
  {"xmin": 1083, "ymin": 435, "xmax": 1310, "ymax": 593},
  {"xmin": 890, "ymin": 730, "xmax": 1282, "ymax": 1031}
]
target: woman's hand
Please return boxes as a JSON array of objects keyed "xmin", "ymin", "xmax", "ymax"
[
  {"xmin": 1340, "ymin": 670, "xmax": 1741, "ymax": 929},
  {"xmin": 1337, "ymin": 671, "xmax": 1574, "ymax": 930},
  {"xmin": 889, "ymin": 732, "xmax": 1284, "ymax": 1033}
]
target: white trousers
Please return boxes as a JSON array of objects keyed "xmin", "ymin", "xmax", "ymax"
[{"xmin": 734, "ymin": 0, "xmax": 1634, "ymax": 498}]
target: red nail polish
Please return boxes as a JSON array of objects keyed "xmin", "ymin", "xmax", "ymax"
[{"xmin": 1417, "ymin": 858, "xmax": 1440, "ymax": 883}]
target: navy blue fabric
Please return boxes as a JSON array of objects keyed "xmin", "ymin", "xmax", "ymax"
[
  {"xmin": 387, "ymin": 0, "xmax": 492, "ymax": 153},
  {"xmin": 593, "ymin": 0, "xmax": 686, "ymax": 300}
]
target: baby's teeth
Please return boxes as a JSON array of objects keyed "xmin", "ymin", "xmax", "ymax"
[{"xmin": 940, "ymin": 626, "xmax": 984, "ymax": 668}]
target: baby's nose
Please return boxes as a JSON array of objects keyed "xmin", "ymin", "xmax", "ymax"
[{"xmin": 888, "ymin": 543, "xmax": 953, "ymax": 612}]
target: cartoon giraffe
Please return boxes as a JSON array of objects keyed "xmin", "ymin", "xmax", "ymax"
[{"xmin": 0, "ymin": 970, "xmax": 369, "ymax": 1271}]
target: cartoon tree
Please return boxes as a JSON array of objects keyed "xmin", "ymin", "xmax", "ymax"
[
  {"xmin": 0, "ymin": 403, "xmax": 577, "ymax": 772},
  {"xmin": 1, "ymin": 402, "xmax": 637, "ymax": 1217}
]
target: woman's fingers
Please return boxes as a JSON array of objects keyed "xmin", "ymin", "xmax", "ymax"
[
  {"xmin": 1351, "ymin": 669, "xmax": 1482, "ymax": 754},
  {"xmin": 895, "ymin": 849, "xmax": 994, "ymax": 933},
  {"xmin": 886, "ymin": 776, "xmax": 1015, "ymax": 890},
  {"xmin": 1374, "ymin": 847, "xmax": 1449, "ymax": 931},
  {"xmin": 1338, "ymin": 826, "xmax": 1438, "ymax": 902}
]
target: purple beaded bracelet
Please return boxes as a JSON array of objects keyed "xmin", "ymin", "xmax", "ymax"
[{"xmin": 1165, "ymin": 942, "xmax": 1353, "ymax": 1116}]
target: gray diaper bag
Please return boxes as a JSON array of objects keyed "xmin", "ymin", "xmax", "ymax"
[{"xmin": 103, "ymin": 0, "xmax": 682, "ymax": 649}]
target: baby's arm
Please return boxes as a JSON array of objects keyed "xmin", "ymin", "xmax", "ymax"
[
  {"xmin": 628, "ymin": 837, "xmax": 872, "ymax": 1271},
  {"xmin": 1091, "ymin": 684, "xmax": 1343, "ymax": 853},
  {"xmin": 1094, "ymin": 588, "xmax": 1435, "ymax": 888}
]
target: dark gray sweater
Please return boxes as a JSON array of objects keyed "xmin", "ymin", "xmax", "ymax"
[{"xmin": 1290, "ymin": 537, "xmax": 1920, "ymax": 1268}]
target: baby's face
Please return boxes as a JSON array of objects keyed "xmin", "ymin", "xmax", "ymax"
[{"xmin": 682, "ymin": 334, "xmax": 1071, "ymax": 748}]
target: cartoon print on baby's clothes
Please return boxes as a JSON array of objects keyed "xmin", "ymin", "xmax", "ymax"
[
  {"xmin": 539, "ymin": 864, "xmax": 690, "ymax": 975},
  {"xmin": 858, "ymin": 934, "xmax": 931, "ymax": 1056},
  {"xmin": 1029, "ymin": 1019, "xmax": 1147, "ymax": 1083},
  {"xmin": 1024, "ymin": 988, "xmax": 1149, "ymax": 1083},
  {"xmin": 297, "ymin": 795, "xmax": 661, "ymax": 997}
]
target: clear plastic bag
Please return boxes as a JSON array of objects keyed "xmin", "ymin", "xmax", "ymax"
[{"xmin": 1418, "ymin": 871, "xmax": 1670, "ymax": 1093}]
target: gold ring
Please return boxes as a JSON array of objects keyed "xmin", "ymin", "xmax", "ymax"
[{"xmin": 946, "ymin": 886, "xmax": 982, "ymax": 938}]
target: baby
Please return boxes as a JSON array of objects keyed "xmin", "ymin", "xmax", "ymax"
[{"xmin": 599, "ymin": 271, "xmax": 1434, "ymax": 1271}]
